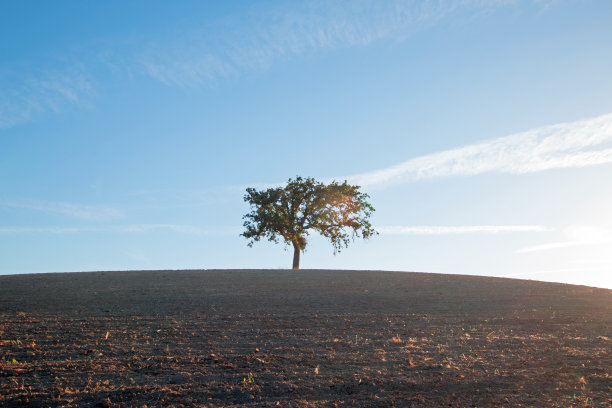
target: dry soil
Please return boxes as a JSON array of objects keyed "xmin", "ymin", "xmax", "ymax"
[{"xmin": 0, "ymin": 270, "xmax": 610, "ymax": 407}]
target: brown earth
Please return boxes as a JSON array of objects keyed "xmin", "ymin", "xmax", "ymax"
[{"xmin": 0, "ymin": 269, "xmax": 610, "ymax": 407}]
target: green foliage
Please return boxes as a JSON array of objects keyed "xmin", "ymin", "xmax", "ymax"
[{"xmin": 241, "ymin": 176, "xmax": 377, "ymax": 261}]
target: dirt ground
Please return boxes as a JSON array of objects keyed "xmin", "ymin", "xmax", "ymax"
[{"xmin": 0, "ymin": 270, "xmax": 610, "ymax": 407}]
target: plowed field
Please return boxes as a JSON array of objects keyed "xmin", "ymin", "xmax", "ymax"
[{"xmin": 1, "ymin": 270, "xmax": 610, "ymax": 407}]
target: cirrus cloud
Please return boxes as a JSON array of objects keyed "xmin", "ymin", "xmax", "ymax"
[
  {"xmin": 344, "ymin": 112, "xmax": 612, "ymax": 187},
  {"xmin": 378, "ymin": 225, "xmax": 551, "ymax": 235},
  {"xmin": 0, "ymin": 200, "xmax": 124, "ymax": 221}
]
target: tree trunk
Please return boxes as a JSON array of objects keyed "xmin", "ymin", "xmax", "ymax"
[{"xmin": 292, "ymin": 243, "xmax": 300, "ymax": 269}]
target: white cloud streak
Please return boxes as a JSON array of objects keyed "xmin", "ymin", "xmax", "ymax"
[
  {"xmin": 1, "ymin": 200, "xmax": 124, "ymax": 221},
  {"xmin": 516, "ymin": 241, "xmax": 586, "ymax": 253},
  {"xmin": 344, "ymin": 112, "xmax": 612, "ymax": 187},
  {"xmin": 517, "ymin": 225, "xmax": 612, "ymax": 253},
  {"xmin": 0, "ymin": 224, "xmax": 239, "ymax": 235},
  {"xmin": 378, "ymin": 225, "xmax": 550, "ymax": 235}
]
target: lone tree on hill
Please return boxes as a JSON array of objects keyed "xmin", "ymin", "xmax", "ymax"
[{"xmin": 241, "ymin": 176, "xmax": 377, "ymax": 269}]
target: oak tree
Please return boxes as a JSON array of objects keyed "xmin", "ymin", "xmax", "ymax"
[{"xmin": 241, "ymin": 176, "xmax": 377, "ymax": 269}]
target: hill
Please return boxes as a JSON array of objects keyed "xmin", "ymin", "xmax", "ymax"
[{"xmin": 1, "ymin": 270, "xmax": 610, "ymax": 407}]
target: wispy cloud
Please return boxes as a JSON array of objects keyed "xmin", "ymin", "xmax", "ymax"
[
  {"xmin": 575, "ymin": 258, "xmax": 612, "ymax": 265},
  {"xmin": 138, "ymin": 0, "xmax": 519, "ymax": 88},
  {"xmin": 344, "ymin": 112, "xmax": 612, "ymax": 187},
  {"xmin": 1, "ymin": 200, "xmax": 124, "ymax": 221},
  {"xmin": 517, "ymin": 225, "xmax": 612, "ymax": 253},
  {"xmin": 501, "ymin": 266, "xmax": 612, "ymax": 278},
  {"xmin": 500, "ymin": 266, "xmax": 612, "ymax": 289},
  {"xmin": 0, "ymin": 224, "xmax": 239, "ymax": 235},
  {"xmin": 0, "ymin": 0, "xmax": 532, "ymax": 127},
  {"xmin": 516, "ymin": 241, "xmax": 585, "ymax": 253},
  {"xmin": 0, "ymin": 66, "xmax": 93, "ymax": 129},
  {"xmin": 378, "ymin": 225, "xmax": 550, "ymax": 235}
]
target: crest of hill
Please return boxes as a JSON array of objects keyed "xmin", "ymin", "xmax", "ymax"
[{"xmin": 0, "ymin": 270, "xmax": 610, "ymax": 318}]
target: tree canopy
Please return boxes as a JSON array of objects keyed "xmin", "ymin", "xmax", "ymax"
[{"xmin": 241, "ymin": 176, "xmax": 377, "ymax": 269}]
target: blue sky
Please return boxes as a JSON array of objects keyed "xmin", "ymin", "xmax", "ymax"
[{"xmin": 2, "ymin": 0, "xmax": 612, "ymax": 288}]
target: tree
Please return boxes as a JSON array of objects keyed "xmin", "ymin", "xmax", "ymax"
[{"xmin": 241, "ymin": 176, "xmax": 377, "ymax": 269}]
